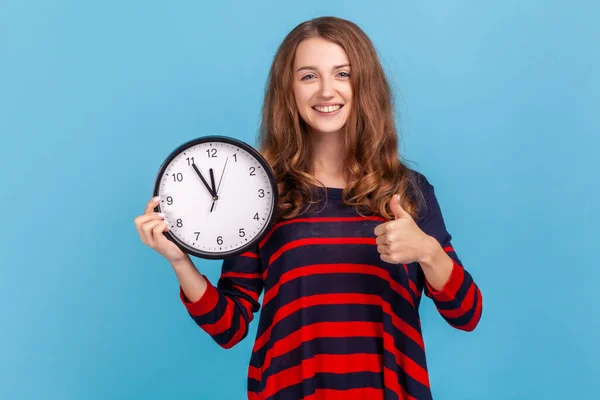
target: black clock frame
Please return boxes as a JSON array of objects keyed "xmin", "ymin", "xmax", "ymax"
[{"xmin": 152, "ymin": 135, "xmax": 278, "ymax": 260}]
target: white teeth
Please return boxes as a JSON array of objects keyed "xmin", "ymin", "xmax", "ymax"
[{"xmin": 314, "ymin": 105, "xmax": 342, "ymax": 113}]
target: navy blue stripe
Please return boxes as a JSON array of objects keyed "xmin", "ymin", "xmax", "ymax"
[
  {"xmin": 260, "ymin": 337, "xmax": 384, "ymax": 385},
  {"xmin": 443, "ymin": 286, "xmax": 481, "ymax": 328},
  {"xmin": 263, "ymin": 242, "xmax": 381, "ymax": 288},
  {"xmin": 259, "ymin": 271, "xmax": 418, "ymax": 334},
  {"xmin": 431, "ymin": 271, "xmax": 473, "ymax": 311},
  {"xmin": 189, "ymin": 292, "xmax": 228, "ymax": 325},
  {"xmin": 257, "ymin": 336, "xmax": 431, "ymax": 399},
  {"xmin": 250, "ymin": 304, "xmax": 428, "ymax": 371},
  {"xmin": 265, "ymin": 371, "xmax": 384, "ymax": 400}
]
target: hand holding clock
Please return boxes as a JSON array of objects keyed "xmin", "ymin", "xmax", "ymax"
[{"xmin": 134, "ymin": 196, "xmax": 188, "ymax": 263}]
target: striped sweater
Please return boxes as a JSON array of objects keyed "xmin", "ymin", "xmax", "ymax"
[{"xmin": 179, "ymin": 172, "xmax": 483, "ymax": 399}]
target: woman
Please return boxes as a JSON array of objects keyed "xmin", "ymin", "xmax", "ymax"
[{"xmin": 134, "ymin": 16, "xmax": 482, "ymax": 400}]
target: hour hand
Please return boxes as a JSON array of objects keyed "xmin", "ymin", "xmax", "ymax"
[
  {"xmin": 209, "ymin": 168, "xmax": 217, "ymax": 196},
  {"xmin": 191, "ymin": 163, "xmax": 218, "ymax": 199}
]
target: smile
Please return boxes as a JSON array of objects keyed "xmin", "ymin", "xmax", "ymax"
[{"xmin": 312, "ymin": 104, "xmax": 343, "ymax": 113}]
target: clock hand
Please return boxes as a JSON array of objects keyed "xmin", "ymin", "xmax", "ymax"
[
  {"xmin": 216, "ymin": 156, "xmax": 229, "ymax": 194},
  {"xmin": 209, "ymin": 168, "xmax": 217, "ymax": 196},
  {"xmin": 192, "ymin": 163, "xmax": 218, "ymax": 199},
  {"xmin": 211, "ymin": 156, "xmax": 229, "ymax": 212},
  {"xmin": 209, "ymin": 168, "xmax": 217, "ymax": 213}
]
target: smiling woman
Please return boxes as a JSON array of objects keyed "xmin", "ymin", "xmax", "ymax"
[{"xmin": 134, "ymin": 15, "xmax": 483, "ymax": 400}]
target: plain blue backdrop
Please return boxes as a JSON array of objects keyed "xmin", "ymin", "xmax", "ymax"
[{"xmin": 1, "ymin": 0, "xmax": 598, "ymax": 399}]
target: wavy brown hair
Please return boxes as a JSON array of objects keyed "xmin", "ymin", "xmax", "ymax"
[{"xmin": 258, "ymin": 16, "xmax": 425, "ymax": 222}]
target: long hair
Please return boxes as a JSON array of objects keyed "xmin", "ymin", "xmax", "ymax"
[{"xmin": 259, "ymin": 16, "xmax": 425, "ymax": 222}]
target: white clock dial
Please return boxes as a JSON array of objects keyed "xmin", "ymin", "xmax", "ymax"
[{"xmin": 153, "ymin": 137, "xmax": 277, "ymax": 259}]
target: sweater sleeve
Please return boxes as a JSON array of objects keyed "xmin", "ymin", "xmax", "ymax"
[
  {"xmin": 415, "ymin": 173, "xmax": 483, "ymax": 332},
  {"xmin": 179, "ymin": 245, "xmax": 263, "ymax": 348}
]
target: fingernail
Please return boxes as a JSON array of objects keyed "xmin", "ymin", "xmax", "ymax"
[
  {"xmin": 158, "ymin": 212, "xmax": 165, "ymax": 218},
  {"xmin": 153, "ymin": 196, "xmax": 160, "ymax": 202}
]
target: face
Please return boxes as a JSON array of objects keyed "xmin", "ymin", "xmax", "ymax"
[{"xmin": 292, "ymin": 37, "xmax": 352, "ymax": 136}]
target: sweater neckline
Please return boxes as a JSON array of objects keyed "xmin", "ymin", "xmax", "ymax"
[{"xmin": 311, "ymin": 186, "xmax": 344, "ymax": 199}]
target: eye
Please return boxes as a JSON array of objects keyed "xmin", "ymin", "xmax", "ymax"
[
  {"xmin": 337, "ymin": 71, "xmax": 351, "ymax": 78},
  {"xmin": 301, "ymin": 74, "xmax": 315, "ymax": 81}
]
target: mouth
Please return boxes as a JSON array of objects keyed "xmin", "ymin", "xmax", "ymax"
[{"xmin": 312, "ymin": 104, "xmax": 344, "ymax": 115}]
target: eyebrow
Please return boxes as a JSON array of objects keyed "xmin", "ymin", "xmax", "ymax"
[{"xmin": 295, "ymin": 64, "xmax": 351, "ymax": 73}]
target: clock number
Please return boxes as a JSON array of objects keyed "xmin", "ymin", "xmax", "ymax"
[
  {"xmin": 173, "ymin": 173, "xmax": 183, "ymax": 182},
  {"xmin": 177, "ymin": 219, "xmax": 183, "ymax": 228},
  {"xmin": 206, "ymin": 148, "xmax": 217, "ymax": 158},
  {"xmin": 253, "ymin": 213, "xmax": 259, "ymax": 221},
  {"xmin": 233, "ymin": 153, "xmax": 237, "ymax": 162},
  {"xmin": 194, "ymin": 231, "xmax": 200, "ymax": 240},
  {"xmin": 258, "ymin": 189, "xmax": 265, "ymax": 198},
  {"xmin": 167, "ymin": 196, "xmax": 173, "ymax": 205},
  {"xmin": 249, "ymin": 167, "xmax": 256, "ymax": 176},
  {"xmin": 217, "ymin": 236, "xmax": 223, "ymax": 245},
  {"xmin": 239, "ymin": 228, "xmax": 245, "ymax": 237},
  {"xmin": 186, "ymin": 157, "xmax": 195, "ymax": 166}
]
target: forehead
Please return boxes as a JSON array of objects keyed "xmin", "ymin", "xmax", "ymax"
[{"xmin": 293, "ymin": 37, "xmax": 350, "ymax": 69}]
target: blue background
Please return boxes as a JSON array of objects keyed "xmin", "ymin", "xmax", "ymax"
[{"xmin": 1, "ymin": 0, "xmax": 598, "ymax": 399}]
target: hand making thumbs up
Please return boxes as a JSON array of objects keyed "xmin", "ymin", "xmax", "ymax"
[{"xmin": 374, "ymin": 194, "xmax": 435, "ymax": 264}]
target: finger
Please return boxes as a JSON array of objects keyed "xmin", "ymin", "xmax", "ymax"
[
  {"xmin": 134, "ymin": 212, "xmax": 165, "ymax": 230},
  {"xmin": 377, "ymin": 244, "xmax": 389, "ymax": 255},
  {"xmin": 151, "ymin": 219, "xmax": 170, "ymax": 243},
  {"xmin": 380, "ymin": 253, "xmax": 395, "ymax": 264},
  {"xmin": 375, "ymin": 234, "xmax": 388, "ymax": 245},
  {"xmin": 145, "ymin": 196, "xmax": 161, "ymax": 214},
  {"xmin": 142, "ymin": 219, "xmax": 167, "ymax": 247},
  {"xmin": 374, "ymin": 222, "xmax": 390, "ymax": 236}
]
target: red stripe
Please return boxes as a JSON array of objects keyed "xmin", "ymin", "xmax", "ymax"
[
  {"xmin": 222, "ymin": 314, "xmax": 246, "ymax": 349},
  {"xmin": 465, "ymin": 292, "xmax": 483, "ymax": 331},
  {"xmin": 201, "ymin": 297, "xmax": 234, "ymax": 336},
  {"xmin": 383, "ymin": 332, "xmax": 429, "ymax": 387},
  {"xmin": 249, "ymin": 321, "xmax": 429, "ymax": 390},
  {"xmin": 259, "ymin": 216, "xmax": 385, "ymax": 249},
  {"xmin": 250, "ymin": 321, "xmax": 383, "ymax": 383},
  {"xmin": 301, "ymin": 388, "xmax": 385, "ymax": 400},
  {"xmin": 238, "ymin": 297, "xmax": 255, "ymax": 321},
  {"xmin": 265, "ymin": 237, "xmax": 377, "ymax": 279},
  {"xmin": 221, "ymin": 271, "xmax": 262, "ymax": 279},
  {"xmin": 259, "ymin": 353, "xmax": 383, "ymax": 399},
  {"xmin": 180, "ymin": 277, "xmax": 219, "ymax": 317},
  {"xmin": 426, "ymin": 259, "xmax": 464, "ymax": 302},
  {"xmin": 456, "ymin": 287, "xmax": 483, "ymax": 332},
  {"xmin": 241, "ymin": 251, "xmax": 259, "ymax": 259},
  {"xmin": 262, "ymin": 264, "xmax": 414, "ymax": 308},
  {"xmin": 402, "ymin": 264, "xmax": 418, "ymax": 297},
  {"xmin": 252, "ymin": 293, "xmax": 424, "ymax": 353},
  {"xmin": 231, "ymin": 284, "xmax": 260, "ymax": 303},
  {"xmin": 437, "ymin": 282, "xmax": 476, "ymax": 319},
  {"xmin": 384, "ymin": 367, "xmax": 418, "ymax": 400}
]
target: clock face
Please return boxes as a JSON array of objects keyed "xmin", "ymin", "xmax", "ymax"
[{"xmin": 153, "ymin": 136, "xmax": 277, "ymax": 259}]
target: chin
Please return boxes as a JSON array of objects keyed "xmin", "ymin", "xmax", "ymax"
[
  {"xmin": 310, "ymin": 124, "xmax": 346, "ymax": 134},
  {"xmin": 305, "ymin": 118, "xmax": 349, "ymax": 135}
]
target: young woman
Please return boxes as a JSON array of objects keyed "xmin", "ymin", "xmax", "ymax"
[{"xmin": 134, "ymin": 16, "xmax": 482, "ymax": 400}]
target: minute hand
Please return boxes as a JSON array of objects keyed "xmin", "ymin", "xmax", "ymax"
[
  {"xmin": 211, "ymin": 156, "xmax": 229, "ymax": 212},
  {"xmin": 192, "ymin": 163, "xmax": 217, "ymax": 199}
]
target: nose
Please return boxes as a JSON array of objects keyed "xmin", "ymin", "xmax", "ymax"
[{"xmin": 318, "ymin": 76, "xmax": 335, "ymax": 98}]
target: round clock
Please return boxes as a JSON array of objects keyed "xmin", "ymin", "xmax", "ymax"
[{"xmin": 152, "ymin": 135, "xmax": 278, "ymax": 259}]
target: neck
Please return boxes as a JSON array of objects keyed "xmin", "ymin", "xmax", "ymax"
[{"xmin": 308, "ymin": 128, "xmax": 347, "ymax": 187}]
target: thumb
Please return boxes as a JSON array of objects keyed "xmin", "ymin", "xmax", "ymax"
[{"xmin": 390, "ymin": 194, "xmax": 408, "ymax": 220}]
